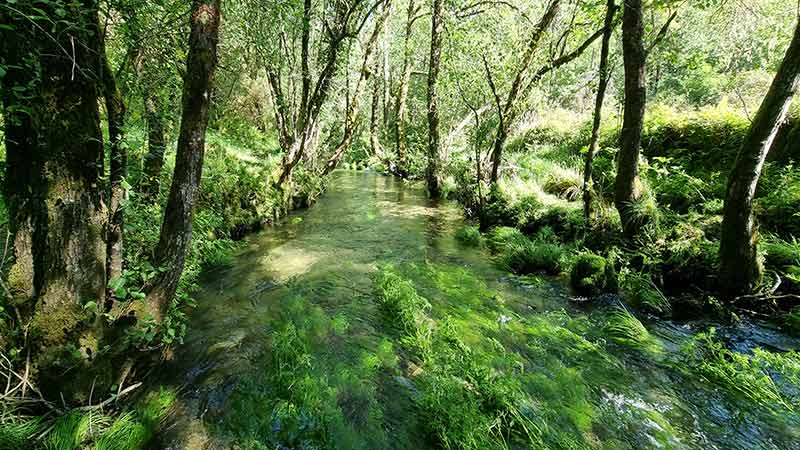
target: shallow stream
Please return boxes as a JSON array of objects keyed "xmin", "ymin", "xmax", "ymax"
[{"xmin": 159, "ymin": 171, "xmax": 800, "ymax": 450}]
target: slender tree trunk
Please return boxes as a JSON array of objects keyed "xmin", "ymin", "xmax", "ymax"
[
  {"xmin": 142, "ymin": 94, "xmax": 167, "ymax": 200},
  {"xmin": 426, "ymin": 0, "xmax": 444, "ymax": 198},
  {"xmin": 719, "ymin": 18, "xmax": 800, "ymax": 298},
  {"xmin": 370, "ymin": 56, "xmax": 383, "ymax": 157},
  {"xmin": 583, "ymin": 0, "xmax": 617, "ymax": 220},
  {"xmin": 1, "ymin": 1, "xmax": 107, "ymax": 401},
  {"xmin": 395, "ymin": 0, "xmax": 417, "ymax": 171},
  {"xmin": 322, "ymin": 0, "xmax": 393, "ymax": 175},
  {"xmin": 100, "ymin": 37, "xmax": 127, "ymax": 287},
  {"xmin": 614, "ymin": 0, "xmax": 647, "ymax": 240},
  {"xmin": 489, "ymin": 0, "xmax": 562, "ymax": 183},
  {"xmin": 146, "ymin": 0, "xmax": 221, "ymax": 322},
  {"xmin": 298, "ymin": 0, "xmax": 312, "ymax": 132}
]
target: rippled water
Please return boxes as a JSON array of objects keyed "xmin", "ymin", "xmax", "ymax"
[{"xmin": 158, "ymin": 171, "xmax": 800, "ymax": 450}]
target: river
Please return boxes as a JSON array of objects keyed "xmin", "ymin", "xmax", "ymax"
[{"xmin": 158, "ymin": 171, "xmax": 800, "ymax": 450}]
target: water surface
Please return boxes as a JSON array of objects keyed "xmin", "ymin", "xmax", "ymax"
[{"xmin": 160, "ymin": 171, "xmax": 800, "ymax": 450}]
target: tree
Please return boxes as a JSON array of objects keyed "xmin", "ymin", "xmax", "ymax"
[
  {"xmin": 1, "ymin": 0, "xmax": 108, "ymax": 401},
  {"xmin": 100, "ymin": 26, "xmax": 128, "ymax": 287},
  {"xmin": 426, "ymin": 0, "xmax": 444, "ymax": 198},
  {"xmin": 145, "ymin": 0, "xmax": 222, "ymax": 322},
  {"xmin": 394, "ymin": 0, "xmax": 422, "ymax": 174},
  {"xmin": 583, "ymin": 0, "xmax": 617, "ymax": 220},
  {"xmin": 719, "ymin": 16, "xmax": 800, "ymax": 298},
  {"xmin": 485, "ymin": 0, "xmax": 606, "ymax": 184},
  {"xmin": 322, "ymin": 0, "xmax": 394, "ymax": 174},
  {"xmin": 614, "ymin": 0, "xmax": 647, "ymax": 240}
]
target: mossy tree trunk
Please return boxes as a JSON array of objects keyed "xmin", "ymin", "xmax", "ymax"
[
  {"xmin": 614, "ymin": 0, "xmax": 647, "ymax": 240},
  {"xmin": 583, "ymin": 0, "xmax": 617, "ymax": 220},
  {"xmin": 719, "ymin": 17, "xmax": 800, "ymax": 298},
  {"xmin": 146, "ymin": 0, "xmax": 222, "ymax": 322},
  {"xmin": 426, "ymin": 0, "xmax": 444, "ymax": 199},
  {"xmin": 1, "ymin": 0, "xmax": 108, "ymax": 401}
]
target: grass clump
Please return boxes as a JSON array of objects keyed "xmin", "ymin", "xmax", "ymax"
[
  {"xmin": 764, "ymin": 236, "xmax": 800, "ymax": 270},
  {"xmin": 486, "ymin": 226, "xmax": 526, "ymax": 253},
  {"xmin": 621, "ymin": 271, "xmax": 672, "ymax": 317},
  {"xmin": 501, "ymin": 237, "xmax": 564, "ymax": 275},
  {"xmin": 682, "ymin": 329, "xmax": 800, "ymax": 412},
  {"xmin": 0, "ymin": 417, "xmax": 42, "ymax": 450},
  {"xmin": 455, "ymin": 225, "xmax": 482, "ymax": 247},
  {"xmin": 569, "ymin": 252, "xmax": 617, "ymax": 297},
  {"xmin": 373, "ymin": 266, "xmax": 432, "ymax": 336},
  {"xmin": 603, "ymin": 306, "xmax": 658, "ymax": 354}
]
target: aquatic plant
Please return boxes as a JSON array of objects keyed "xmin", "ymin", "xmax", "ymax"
[
  {"xmin": 372, "ymin": 267, "xmax": 432, "ymax": 336},
  {"xmin": 620, "ymin": 271, "xmax": 672, "ymax": 316},
  {"xmin": 602, "ymin": 306, "xmax": 659, "ymax": 354},
  {"xmin": 455, "ymin": 225, "xmax": 482, "ymax": 247},
  {"xmin": 682, "ymin": 329, "xmax": 799, "ymax": 412},
  {"xmin": 0, "ymin": 417, "xmax": 42, "ymax": 450}
]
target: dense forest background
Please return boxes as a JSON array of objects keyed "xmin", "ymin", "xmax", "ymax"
[{"xmin": 2, "ymin": 0, "xmax": 800, "ymax": 449}]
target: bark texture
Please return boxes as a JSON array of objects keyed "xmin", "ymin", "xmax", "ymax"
[
  {"xmin": 583, "ymin": 0, "xmax": 617, "ymax": 219},
  {"xmin": 1, "ymin": 0, "xmax": 108, "ymax": 401},
  {"xmin": 426, "ymin": 0, "xmax": 445, "ymax": 198},
  {"xmin": 146, "ymin": 0, "xmax": 221, "ymax": 322},
  {"xmin": 719, "ymin": 18, "xmax": 800, "ymax": 298},
  {"xmin": 614, "ymin": 0, "xmax": 647, "ymax": 240}
]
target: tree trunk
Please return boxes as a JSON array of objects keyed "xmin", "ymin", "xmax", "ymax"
[
  {"xmin": 146, "ymin": 0, "xmax": 221, "ymax": 322},
  {"xmin": 614, "ymin": 0, "xmax": 647, "ymax": 240},
  {"xmin": 142, "ymin": 94, "xmax": 167, "ymax": 200},
  {"xmin": 583, "ymin": 0, "xmax": 616, "ymax": 220},
  {"xmin": 395, "ymin": 0, "xmax": 417, "ymax": 172},
  {"xmin": 489, "ymin": 0, "xmax": 561, "ymax": 183},
  {"xmin": 719, "ymin": 18, "xmax": 800, "ymax": 298},
  {"xmin": 426, "ymin": 0, "xmax": 444, "ymax": 199},
  {"xmin": 1, "ymin": 1, "xmax": 107, "ymax": 401},
  {"xmin": 370, "ymin": 55, "xmax": 383, "ymax": 157},
  {"xmin": 100, "ymin": 36, "xmax": 128, "ymax": 288}
]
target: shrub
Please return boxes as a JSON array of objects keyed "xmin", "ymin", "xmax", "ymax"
[
  {"xmin": 455, "ymin": 225, "xmax": 482, "ymax": 247},
  {"xmin": 570, "ymin": 252, "xmax": 617, "ymax": 297},
  {"xmin": 543, "ymin": 173, "xmax": 582, "ymax": 202}
]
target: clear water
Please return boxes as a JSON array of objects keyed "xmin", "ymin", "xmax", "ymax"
[{"xmin": 158, "ymin": 171, "xmax": 800, "ymax": 450}]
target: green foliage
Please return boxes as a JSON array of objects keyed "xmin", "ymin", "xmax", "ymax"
[
  {"xmin": 764, "ymin": 236, "xmax": 800, "ymax": 270},
  {"xmin": 602, "ymin": 306, "xmax": 659, "ymax": 354},
  {"xmin": 501, "ymin": 237, "xmax": 564, "ymax": 275},
  {"xmin": 570, "ymin": 252, "xmax": 617, "ymax": 297},
  {"xmin": 682, "ymin": 329, "xmax": 800, "ymax": 412},
  {"xmin": 0, "ymin": 417, "xmax": 42, "ymax": 450},
  {"xmin": 485, "ymin": 226, "xmax": 527, "ymax": 254},
  {"xmin": 455, "ymin": 225, "xmax": 482, "ymax": 247},
  {"xmin": 372, "ymin": 266, "xmax": 432, "ymax": 344},
  {"xmin": 620, "ymin": 271, "xmax": 672, "ymax": 317}
]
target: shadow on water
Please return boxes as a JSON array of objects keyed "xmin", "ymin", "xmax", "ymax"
[{"xmin": 155, "ymin": 171, "xmax": 800, "ymax": 450}]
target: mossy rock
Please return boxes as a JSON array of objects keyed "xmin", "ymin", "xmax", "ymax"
[{"xmin": 570, "ymin": 253, "xmax": 617, "ymax": 297}]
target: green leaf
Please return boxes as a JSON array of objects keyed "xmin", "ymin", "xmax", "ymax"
[{"xmin": 83, "ymin": 301, "xmax": 98, "ymax": 311}]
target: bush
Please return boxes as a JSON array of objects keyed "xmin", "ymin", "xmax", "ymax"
[
  {"xmin": 570, "ymin": 252, "xmax": 617, "ymax": 297},
  {"xmin": 764, "ymin": 236, "xmax": 800, "ymax": 270}
]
